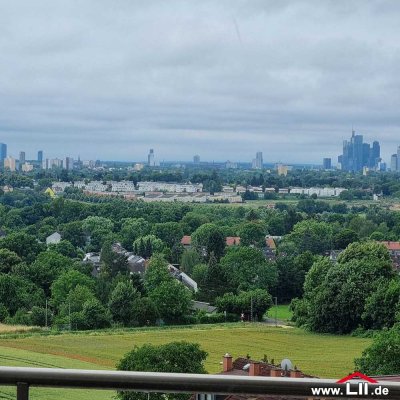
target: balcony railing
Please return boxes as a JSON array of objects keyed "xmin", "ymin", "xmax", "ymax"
[{"xmin": 0, "ymin": 366, "xmax": 399, "ymax": 400}]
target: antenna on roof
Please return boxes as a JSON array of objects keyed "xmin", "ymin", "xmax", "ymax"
[{"xmin": 281, "ymin": 359, "xmax": 293, "ymax": 371}]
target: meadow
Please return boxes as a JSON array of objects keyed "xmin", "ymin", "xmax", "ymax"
[{"xmin": 0, "ymin": 323, "xmax": 371, "ymax": 400}]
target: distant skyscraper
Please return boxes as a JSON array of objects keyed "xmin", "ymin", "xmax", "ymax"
[
  {"xmin": 397, "ymin": 146, "xmax": 400, "ymax": 172},
  {"xmin": 148, "ymin": 149, "xmax": 155, "ymax": 167},
  {"xmin": 19, "ymin": 151, "xmax": 26, "ymax": 167},
  {"xmin": 0, "ymin": 143, "xmax": 7, "ymax": 162},
  {"xmin": 64, "ymin": 157, "xmax": 74, "ymax": 170},
  {"xmin": 38, "ymin": 150, "xmax": 43, "ymax": 163},
  {"xmin": 252, "ymin": 152, "xmax": 263, "ymax": 169},
  {"xmin": 323, "ymin": 158, "xmax": 332, "ymax": 170},
  {"xmin": 193, "ymin": 155, "xmax": 200, "ymax": 164},
  {"xmin": 339, "ymin": 130, "xmax": 379, "ymax": 172},
  {"xmin": 390, "ymin": 154, "xmax": 398, "ymax": 172},
  {"xmin": 371, "ymin": 141, "xmax": 381, "ymax": 168}
]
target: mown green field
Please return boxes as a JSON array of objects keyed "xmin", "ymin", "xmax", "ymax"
[
  {"xmin": 267, "ymin": 304, "xmax": 293, "ymax": 321},
  {"xmin": 0, "ymin": 323, "xmax": 371, "ymax": 400}
]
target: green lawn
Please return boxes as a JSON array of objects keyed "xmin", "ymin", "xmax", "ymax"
[
  {"xmin": 267, "ymin": 304, "xmax": 293, "ymax": 321},
  {"xmin": 0, "ymin": 345, "xmax": 111, "ymax": 400},
  {"xmin": 0, "ymin": 323, "xmax": 370, "ymax": 395}
]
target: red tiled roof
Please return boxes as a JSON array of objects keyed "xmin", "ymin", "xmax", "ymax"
[
  {"xmin": 181, "ymin": 235, "xmax": 192, "ymax": 245},
  {"xmin": 381, "ymin": 241, "xmax": 400, "ymax": 251},
  {"xmin": 181, "ymin": 236, "xmax": 241, "ymax": 246},
  {"xmin": 266, "ymin": 237, "xmax": 276, "ymax": 249},
  {"xmin": 226, "ymin": 237, "xmax": 241, "ymax": 246}
]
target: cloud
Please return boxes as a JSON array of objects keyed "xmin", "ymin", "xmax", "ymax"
[{"xmin": 0, "ymin": 0, "xmax": 399, "ymax": 163}]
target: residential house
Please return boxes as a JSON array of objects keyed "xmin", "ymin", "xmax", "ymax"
[
  {"xmin": 194, "ymin": 353, "xmax": 313, "ymax": 400},
  {"xmin": 380, "ymin": 241, "xmax": 400, "ymax": 271},
  {"xmin": 127, "ymin": 255, "xmax": 146, "ymax": 274},
  {"xmin": 181, "ymin": 235, "xmax": 192, "ymax": 249},
  {"xmin": 263, "ymin": 236, "xmax": 277, "ymax": 261},
  {"xmin": 190, "ymin": 300, "xmax": 217, "ymax": 314},
  {"xmin": 226, "ymin": 237, "xmax": 240, "ymax": 246},
  {"xmin": 168, "ymin": 264, "xmax": 198, "ymax": 292},
  {"xmin": 46, "ymin": 232, "xmax": 62, "ymax": 245}
]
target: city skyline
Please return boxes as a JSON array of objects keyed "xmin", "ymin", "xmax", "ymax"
[
  {"xmin": 0, "ymin": 132, "xmax": 399, "ymax": 167},
  {"xmin": 2, "ymin": 2, "xmax": 400, "ymax": 162}
]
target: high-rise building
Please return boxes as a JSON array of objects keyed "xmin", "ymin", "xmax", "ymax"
[
  {"xmin": 397, "ymin": 146, "xmax": 400, "ymax": 172},
  {"xmin": 390, "ymin": 154, "xmax": 398, "ymax": 172},
  {"xmin": 64, "ymin": 157, "xmax": 74, "ymax": 170},
  {"xmin": 252, "ymin": 152, "xmax": 263, "ymax": 169},
  {"xmin": 19, "ymin": 151, "xmax": 26, "ymax": 167},
  {"xmin": 148, "ymin": 149, "xmax": 155, "ymax": 167},
  {"xmin": 193, "ymin": 155, "xmax": 200, "ymax": 164},
  {"xmin": 50, "ymin": 158, "xmax": 63, "ymax": 169},
  {"xmin": 38, "ymin": 150, "xmax": 43, "ymax": 163},
  {"xmin": 371, "ymin": 141, "xmax": 381, "ymax": 168},
  {"xmin": 4, "ymin": 156, "xmax": 16, "ymax": 172},
  {"xmin": 339, "ymin": 130, "xmax": 380, "ymax": 172},
  {"xmin": 323, "ymin": 158, "xmax": 332, "ymax": 170},
  {"xmin": 0, "ymin": 143, "xmax": 7, "ymax": 162},
  {"xmin": 42, "ymin": 159, "xmax": 50, "ymax": 170}
]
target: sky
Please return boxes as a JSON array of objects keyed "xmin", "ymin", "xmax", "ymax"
[{"xmin": 1, "ymin": 0, "xmax": 400, "ymax": 164}]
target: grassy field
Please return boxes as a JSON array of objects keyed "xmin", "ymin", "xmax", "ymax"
[
  {"xmin": 267, "ymin": 305, "xmax": 293, "ymax": 321},
  {"xmin": 0, "ymin": 324, "xmax": 370, "ymax": 390}
]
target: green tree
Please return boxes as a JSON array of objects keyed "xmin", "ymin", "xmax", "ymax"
[
  {"xmin": 151, "ymin": 222, "xmax": 184, "ymax": 249},
  {"xmin": 293, "ymin": 242, "xmax": 395, "ymax": 333},
  {"xmin": 283, "ymin": 220, "xmax": 333, "ymax": 254},
  {"xmin": 133, "ymin": 235, "xmax": 165, "ymax": 258},
  {"xmin": 120, "ymin": 218, "xmax": 151, "ymax": 250},
  {"xmin": 355, "ymin": 325, "xmax": 400, "ymax": 375},
  {"xmin": 191, "ymin": 223, "xmax": 225, "ymax": 260},
  {"xmin": 108, "ymin": 280, "xmax": 140, "ymax": 326},
  {"xmin": 149, "ymin": 280, "xmax": 192, "ymax": 324},
  {"xmin": 28, "ymin": 251, "xmax": 75, "ymax": 296},
  {"xmin": 59, "ymin": 221, "xmax": 86, "ymax": 248},
  {"xmin": 215, "ymin": 289, "xmax": 272, "ymax": 321},
  {"xmin": 59, "ymin": 285, "xmax": 96, "ymax": 315},
  {"xmin": 117, "ymin": 342, "xmax": 207, "ymax": 400},
  {"xmin": 51, "ymin": 269, "xmax": 95, "ymax": 309},
  {"xmin": 238, "ymin": 222, "xmax": 266, "ymax": 247},
  {"xmin": 82, "ymin": 216, "xmax": 114, "ymax": 235},
  {"xmin": 220, "ymin": 247, "xmax": 277, "ymax": 291},
  {"xmin": 131, "ymin": 297, "xmax": 159, "ymax": 326},
  {"xmin": 49, "ymin": 240, "xmax": 78, "ymax": 258},
  {"xmin": 0, "ymin": 232, "xmax": 44, "ymax": 263},
  {"xmin": 0, "ymin": 274, "xmax": 44, "ymax": 315},
  {"xmin": 180, "ymin": 249, "xmax": 201, "ymax": 275},
  {"xmin": 333, "ymin": 229, "xmax": 359, "ymax": 249},
  {"xmin": 100, "ymin": 240, "xmax": 128, "ymax": 277},
  {"xmin": 144, "ymin": 255, "xmax": 172, "ymax": 293},
  {"xmin": 81, "ymin": 299, "xmax": 112, "ymax": 329},
  {"xmin": 362, "ymin": 279, "xmax": 400, "ymax": 330},
  {"xmin": 0, "ymin": 249, "xmax": 22, "ymax": 273}
]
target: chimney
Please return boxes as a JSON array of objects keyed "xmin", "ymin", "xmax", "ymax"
[
  {"xmin": 223, "ymin": 353, "xmax": 233, "ymax": 372},
  {"xmin": 249, "ymin": 362, "xmax": 261, "ymax": 376},
  {"xmin": 270, "ymin": 369, "xmax": 283, "ymax": 377},
  {"xmin": 290, "ymin": 370, "xmax": 302, "ymax": 378}
]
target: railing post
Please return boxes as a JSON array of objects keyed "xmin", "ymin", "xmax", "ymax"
[{"xmin": 17, "ymin": 382, "xmax": 29, "ymax": 400}]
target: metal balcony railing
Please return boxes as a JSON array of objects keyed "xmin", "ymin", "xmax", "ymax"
[{"xmin": 0, "ymin": 367, "xmax": 399, "ymax": 400}]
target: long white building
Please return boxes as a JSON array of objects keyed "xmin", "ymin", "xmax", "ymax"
[{"xmin": 289, "ymin": 187, "xmax": 346, "ymax": 197}]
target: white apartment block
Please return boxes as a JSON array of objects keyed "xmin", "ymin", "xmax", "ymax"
[
  {"xmin": 137, "ymin": 181, "xmax": 203, "ymax": 193},
  {"xmin": 289, "ymin": 187, "xmax": 346, "ymax": 197}
]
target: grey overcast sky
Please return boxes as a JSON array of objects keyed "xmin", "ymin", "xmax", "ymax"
[{"xmin": 1, "ymin": 0, "xmax": 400, "ymax": 163}]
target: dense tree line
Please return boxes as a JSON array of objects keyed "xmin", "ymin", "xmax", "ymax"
[{"xmin": 1, "ymin": 180, "xmax": 400, "ymax": 331}]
